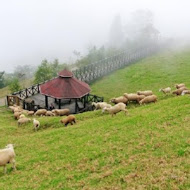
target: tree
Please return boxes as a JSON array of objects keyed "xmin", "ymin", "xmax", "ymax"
[
  {"xmin": 109, "ymin": 14, "xmax": 124, "ymax": 48},
  {"xmin": 125, "ymin": 10, "xmax": 160, "ymax": 46},
  {"xmin": 0, "ymin": 71, "xmax": 5, "ymax": 89},
  {"xmin": 34, "ymin": 60, "xmax": 53, "ymax": 84},
  {"xmin": 9, "ymin": 78, "xmax": 21, "ymax": 93}
]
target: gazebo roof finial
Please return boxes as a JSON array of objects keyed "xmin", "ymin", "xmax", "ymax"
[{"xmin": 58, "ymin": 69, "xmax": 73, "ymax": 78}]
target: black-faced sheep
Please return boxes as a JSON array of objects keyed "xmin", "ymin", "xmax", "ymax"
[
  {"xmin": 60, "ymin": 115, "xmax": 76, "ymax": 126},
  {"xmin": 0, "ymin": 144, "xmax": 16, "ymax": 174},
  {"xmin": 110, "ymin": 96, "xmax": 128, "ymax": 104},
  {"xmin": 137, "ymin": 90, "xmax": 153, "ymax": 96},
  {"xmin": 103, "ymin": 102, "xmax": 128, "ymax": 117},
  {"xmin": 139, "ymin": 95, "xmax": 157, "ymax": 105}
]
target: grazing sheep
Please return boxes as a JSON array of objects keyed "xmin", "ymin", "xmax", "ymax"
[
  {"xmin": 34, "ymin": 109, "xmax": 47, "ymax": 116},
  {"xmin": 9, "ymin": 106, "xmax": 16, "ymax": 112},
  {"xmin": 172, "ymin": 87, "xmax": 188, "ymax": 96},
  {"xmin": 110, "ymin": 96, "xmax": 128, "ymax": 104},
  {"xmin": 175, "ymin": 83, "xmax": 185, "ymax": 89},
  {"xmin": 0, "ymin": 144, "xmax": 16, "ymax": 174},
  {"xmin": 92, "ymin": 102, "xmax": 112, "ymax": 110},
  {"xmin": 139, "ymin": 95, "xmax": 157, "ymax": 105},
  {"xmin": 13, "ymin": 107, "xmax": 23, "ymax": 113},
  {"xmin": 103, "ymin": 102, "xmax": 128, "ymax": 117},
  {"xmin": 45, "ymin": 111, "xmax": 55, "ymax": 116},
  {"xmin": 123, "ymin": 93, "xmax": 145, "ymax": 103},
  {"xmin": 60, "ymin": 115, "xmax": 76, "ymax": 126},
  {"xmin": 14, "ymin": 112, "xmax": 22, "ymax": 120},
  {"xmin": 182, "ymin": 90, "xmax": 190, "ymax": 95},
  {"xmin": 19, "ymin": 114, "xmax": 26, "ymax": 119},
  {"xmin": 137, "ymin": 90, "xmax": 153, "ymax": 96},
  {"xmin": 33, "ymin": 118, "xmax": 40, "ymax": 131},
  {"xmin": 18, "ymin": 118, "xmax": 31, "ymax": 126},
  {"xmin": 136, "ymin": 95, "xmax": 146, "ymax": 103},
  {"xmin": 27, "ymin": 111, "xmax": 35, "ymax": 116},
  {"xmin": 159, "ymin": 87, "xmax": 171, "ymax": 94},
  {"xmin": 52, "ymin": 109, "xmax": 70, "ymax": 116}
]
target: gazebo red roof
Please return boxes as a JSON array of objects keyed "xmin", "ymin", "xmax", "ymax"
[
  {"xmin": 58, "ymin": 69, "xmax": 73, "ymax": 77},
  {"xmin": 40, "ymin": 69, "xmax": 90, "ymax": 99}
]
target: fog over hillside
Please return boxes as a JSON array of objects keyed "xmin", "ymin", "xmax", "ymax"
[{"xmin": 0, "ymin": 0, "xmax": 190, "ymax": 72}]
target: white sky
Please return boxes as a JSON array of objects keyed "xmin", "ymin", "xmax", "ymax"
[{"xmin": 0, "ymin": 0, "xmax": 190, "ymax": 72}]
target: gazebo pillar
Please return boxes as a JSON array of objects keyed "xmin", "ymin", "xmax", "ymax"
[
  {"xmin": 75, "ymin": 99, "xmax": 78, "ymax": 113},
  {"xmin": 83, "ymin": 95, "xmax": 86, "ymax": 108},
  {"xmin": 58, "ymin": 99, "xmax": 61, "ymax": 109},
  {"xmin": 45, "ymin": 95, "xmax": 48, "ymax": 109}
]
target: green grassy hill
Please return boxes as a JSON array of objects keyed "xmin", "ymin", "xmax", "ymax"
[{"xmin": 0, "ymin": 49, "xmax": 190, "ymax": 189}]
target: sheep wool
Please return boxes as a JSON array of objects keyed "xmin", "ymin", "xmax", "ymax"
[
  {"xmin": 137, "ymin": 90, "xmax": 153, "ymax": 96},
  {"xmin": 53, "ymin": 109, "xmax": 70, "ymax": 116},
  {"xmin": 60, "ymin": 115, "xmax": 76, "ymax": 126},
  {"xmin": 110, "ymin": 96, "xmax": 128, "ymax": 104},
  {"xmin": 103, "ymin": 102, "xmax": 128, "ymax": 117},
  {"xmin": 0, "ymin": 144, "xmax": 16, "ymax": 174},
  {"xmin": 34, "ymin": 109, "xmax": 47, "ymax": 116},
  {"xmin": 18, "ymin": 118, "xmax": 31, "ymax": 126},
  {"xmin": 159, "ymin": 87, "xmax": 171, "ymax": 94},
  {"xmin": 175, "ymin": 83, "xmax": 185, "ymax": 89},
  {"xmin": 172, "ymin": 87, "xmax": 188, "ymax": 96},
  {"xmin": 139, "ymin": 95, "xmax": 157, "ymax": 105},
  {"xmin": 33, "ymin": 119, "xmax": 40, "ymax": 131}
]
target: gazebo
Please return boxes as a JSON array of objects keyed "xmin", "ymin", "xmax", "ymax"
[{"xmin": 40, "ymin": 69, "xmax": 91, "ymax": 113}]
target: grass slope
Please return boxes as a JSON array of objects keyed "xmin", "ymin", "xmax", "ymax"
[{"xmin": 0, "ymin": 49, "xmax": 190, "ymax": 189}]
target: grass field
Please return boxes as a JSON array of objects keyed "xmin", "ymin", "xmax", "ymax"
[{"xmin": 0, "ymin": 49, "xmax": 190, "ymax": 189}]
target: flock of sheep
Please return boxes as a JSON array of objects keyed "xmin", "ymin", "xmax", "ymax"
[
  {"xmin": 0, "ymin": 107, "xmax": 77, "ymax": 174},
  {"xmin": 1, "ymin": 83, "xmax": 189, "ymax": 174},
  {"xmin": 92, "ymin": 83, "xmax": 190, "ymax": 117}
]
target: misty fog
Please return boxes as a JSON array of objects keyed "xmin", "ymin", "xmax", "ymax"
[{"xmin": 1, "ymin": 0, "xmax": 190, "ymax": 73}]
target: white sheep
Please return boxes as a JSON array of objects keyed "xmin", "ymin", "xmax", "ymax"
[
  {"xmin": 33, "ymin": 118, "xmax": 40, "ymax": 131},
  {"xmin": 159, "ymin": 87, "xmax": 171, "ymax": 94},
  {"xmin": 45, "ymin": 111, "xmax": 55, "ymax": 116},
  {"xmin": 137, "ymin": 90, "xmax": 153, "ymax": 96},
  {"xmin": 52, "ymin": 109, "xmax": 70, "ymax": 116},
  {"xmin": 175, "ymin": 83, "xmax": 185, "ymax": 89},
  {"xmin": 18, "ymin": 118, "xmax": 31, "ymax": 126},
  {"xmin": 103, "ymin": 102, "xmax": 128, "ymax": 117},
  {"xmin": 34, "ymin": 109, "xmax": 47, "ymax": 116},
  {"xmin": 92, "ymin": 102, "xmax": 112, "ymax": 110},
  {"xmin": 0, "ymin": 144, "xmax": 16, "ymax": 174},
  {"xmin": 14, "ymin": 111, "xmax": 22, "ymax": 120},
  {"xmin": 139, "ymin": 95, "xmax": 157, "ymax": 105},
  {"xmin": 182, "ymin": 90, "xmax": 190, "ymax": 95},
  {"xmin": 19, "ymin": 114, "xmax": 26, "ymax": 119},
  {"xmin": 27, "ymin": 111, "xmax": 35, "ymax": 116},
  {"xmin": 172, "ymin": 87, "xmax": 188, "ymax": 96},
  {"xmin": 110, "ymin": 96, "xmax": 128, "ymax": 104},
  {"xmin": 123, "ymin": 93, "xmax": 145, "ymax": 103}
]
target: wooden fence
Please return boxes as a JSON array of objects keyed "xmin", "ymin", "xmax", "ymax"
[
  {"xmin": 9, "ymin": 44, "xmax": 160, "ymax": 102},
  {"xmin": 72, "ymin": 44, "xmax": 160, "ymax": 83}
]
